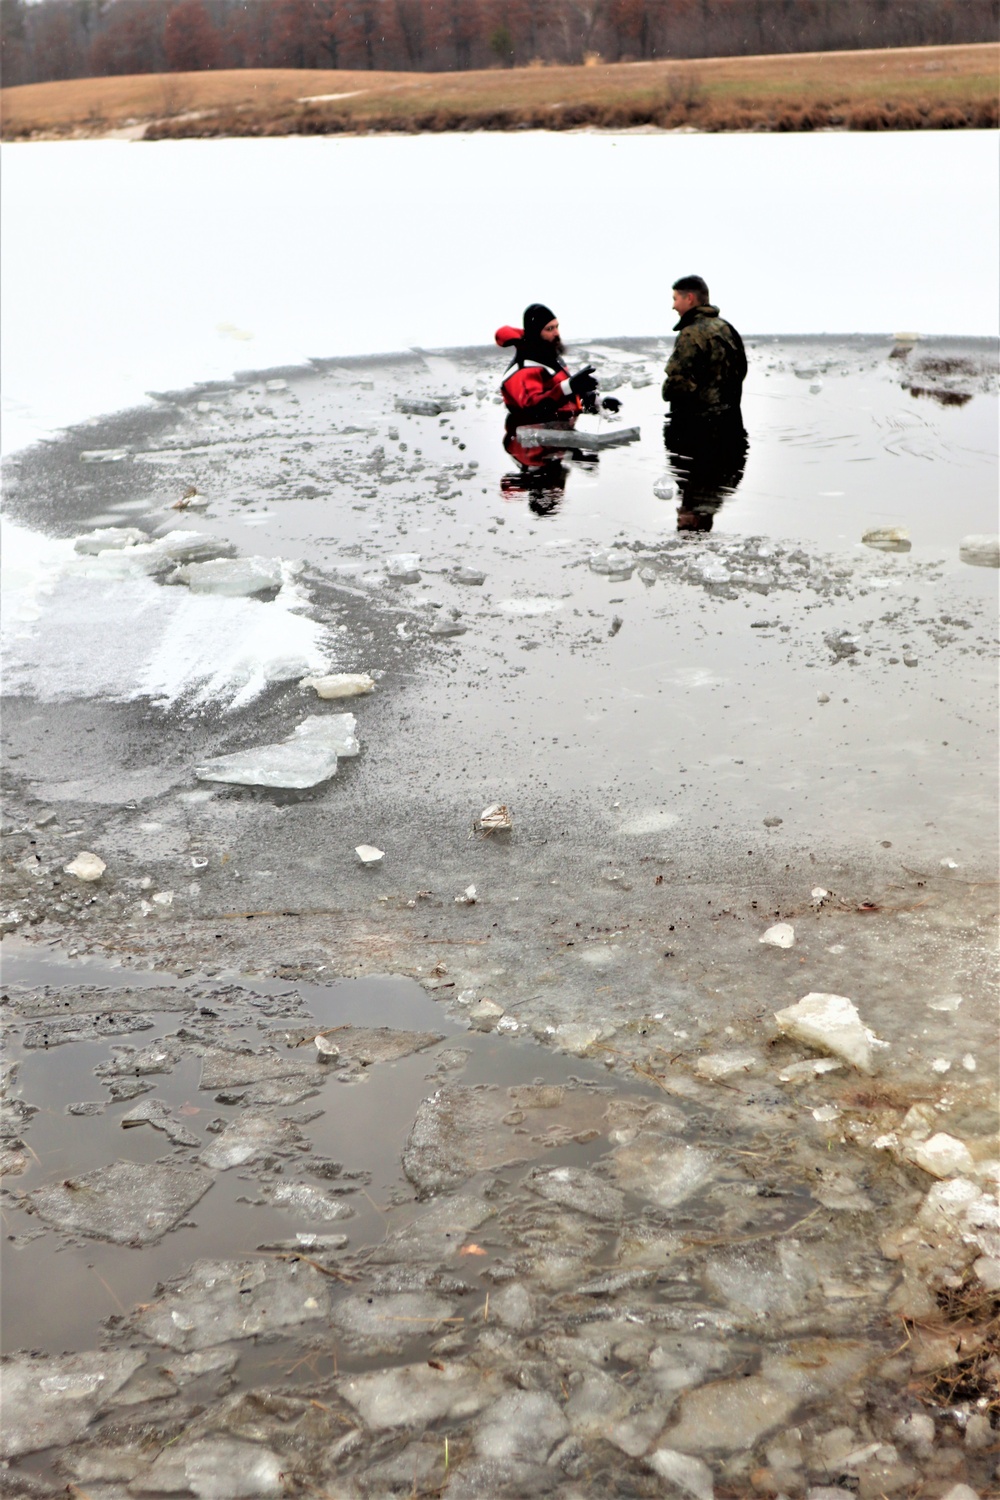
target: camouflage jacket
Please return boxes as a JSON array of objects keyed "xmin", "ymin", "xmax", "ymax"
[{"xmin": 662, "ymin": 304, "xmax": 747, "ymax": 417}]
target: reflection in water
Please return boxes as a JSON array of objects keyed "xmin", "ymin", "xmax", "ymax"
[
  {"xmin": 906, "ymin": 384, "xmax": 973, "ymax": 408},
  {"xmin": 500, "ymin": 415, "xmax": 599, "ymax": 517},
  {"xmin": 664, "ymin": 414, "xmax": 749, "ymax": 532}
]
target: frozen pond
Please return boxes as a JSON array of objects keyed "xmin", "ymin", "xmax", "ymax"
[
  {"xmin": 2, "ymin": 130, "xmax": 998, "ymax": 452},
  {"xmin": 1, "ymin": 129, "xmax": 998, "ymax": 1500}
]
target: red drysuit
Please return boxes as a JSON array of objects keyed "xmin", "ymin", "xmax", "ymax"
[{"xmin": 495, "ymin": 326, "xmax": 581, "ymax": 424}]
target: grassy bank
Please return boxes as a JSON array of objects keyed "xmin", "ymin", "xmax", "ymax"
[{"xmin": 2, "ymin": 42, "xmax": 997, "ymax": 140}]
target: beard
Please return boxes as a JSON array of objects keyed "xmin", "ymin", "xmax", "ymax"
[{"xmin": 522, "ymin": 332, "xmax": 564, "ymax": 369}]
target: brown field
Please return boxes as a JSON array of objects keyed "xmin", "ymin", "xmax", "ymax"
[{"xmin": 2, "ymin": 42, "xmax": 997, "ymax": 141}]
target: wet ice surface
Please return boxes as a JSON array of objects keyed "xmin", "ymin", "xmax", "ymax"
[
  {"xmin": 1, "ymin": 336, "xmax": 998, "ymax": 1496},
  {"xmin": 2, "ymin": 335, "xmax": 996, "ymax": 856},
  {"xmin": 3, "ymin": 944, "xmax": 994, "ymax": 1497}
]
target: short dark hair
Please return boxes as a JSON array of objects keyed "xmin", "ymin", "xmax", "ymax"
[{"xmin": 672, "ymin": 275, "xmax": 710, "ymax": 303}]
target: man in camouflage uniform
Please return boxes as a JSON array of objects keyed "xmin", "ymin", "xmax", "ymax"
[
  {"xmin": 662, "ymin": 275, "xmax": 748, "ymax": 530},
  {"xmin": 662, "ymin": 274, "xmax": 747, "ymax": 433}
]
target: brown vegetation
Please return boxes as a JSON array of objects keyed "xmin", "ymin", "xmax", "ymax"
[
  {"xmin": 2, "ymin": 43, "xmax": 998, "ymax": 140},
  {"xmin": 908, "ymin": 1275, "xmax": 1000, "ymax": 1418},
  {"xmin": 3, "ymin": 0, "xmax": 997, "ymax": 88}
]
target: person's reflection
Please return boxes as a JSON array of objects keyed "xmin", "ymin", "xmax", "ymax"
[
  {"xmin": 500, "ymin": 418, "xmax": 599, "ymax": 517},
  {"xmin": 664, "ymin": 413, "xmax": 748, "ymax": 532}
]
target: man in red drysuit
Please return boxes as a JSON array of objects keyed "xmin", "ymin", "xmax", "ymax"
[
  {"xmin": 494, "ymin": 304, "xmax": 621, "ymax": 425},
  {"xmin": 494, "ymin": 305, "xmax": 621, "ymax": 506}
]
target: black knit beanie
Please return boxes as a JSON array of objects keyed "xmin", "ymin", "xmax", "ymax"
[{"xmin": 523, "ymin": 304, "xmax": 556, "ymax": 339}]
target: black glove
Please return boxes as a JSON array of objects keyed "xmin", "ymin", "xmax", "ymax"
[
  {"xmin": 601, "ymin": 396, "xmax": 621, "ymax": 413},
  {"xmin": 569, "ymin": 365, "xmax": 598, "ymax": 397}
]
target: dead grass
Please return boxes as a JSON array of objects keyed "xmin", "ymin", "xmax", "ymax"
[
  {"xmin": 907, "ymin": 1276, "xmax": 1000, "ymax": 1418},
  {"xmin": 2, "ymin": 43, "xmax": 998, "ymax": 141}
]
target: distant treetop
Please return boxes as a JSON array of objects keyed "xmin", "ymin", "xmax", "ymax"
[{"xmin": 2, "ymin": 0, "xmax": 997, "ymax": 88}]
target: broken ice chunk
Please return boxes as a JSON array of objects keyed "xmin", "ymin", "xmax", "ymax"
[
  {"xmin": 79, "ymin": 448, "xmax": 128, "ymax": 463},
  {"xmin": 589, "ymin": 550, "xmax": 634, "ymax": 579},
  {"xmin": 647, "ymin": 1449, "xmax": 714, "ymax": 1500},
  {"xmin": 0, "ymin": 1350, "xmax": 148, "ymax": 1459},
  {"xmin": 652, "ymin": 476, "xmax": 675, "ymax": 500},
  {"xmin": 338, "ymin": 1360, "xmax": 491, "ymax": 1430},
  {"xmin": 64, "ymin": 852, "xmax": 106, "ymax": 882},
  {"xmin": 694, "ymin": 1050, "xmax": 759, "ymax": 1081},
  {"xmin": 452, "ymin": 567, "xmax": 486, "ymax": 586},
  {"xmin": 959, "ymin": 534, "xmax": 999, "ymax": 568},
  {"xmin": 479, "ymin": 804, "xmax": 512, "ymax": 832},
  {"xmin": 300, "ymin": 672, "xmax": 374, "ymax": 699},
  {"xmin": 760, "ymin": 923, "xmax": 794, "ymax": 948},
  {"xmin": 774, "ymin": 992, "xmax": 884, "ymax": 1074},
  {"xmin": 195, "ymin": 714, "xmax": 359, "ymax": 790},
  {"xmin": 862, "ymin": 526, "xmax": 911, "ymax": 553},
  {"xmin": 28, "ymin": 1160, "xmax": 211, "ymax": 1245},
  {"xmin": 355, "ymin": 845, "xmax": 384, "ymax": 865},
  {"xmin": 518, "ymin": 425, "xmax": 640, "ymax": 451},
  {"xmin": 196, "ymin": 748, "xmax": 339, "ymax": 791},
  {"xmin": 927, "ymin": 994, "xmax": 963, "ymax": 1012},
  {"xmin": 170, "ymin": 556, "xmax": 285, "ymax": 596},
  {"xmin": 137, "ymin": 1438, "xmax": 284, "ymax": 1500},
  {"xmin": 120, "ymin": 1098, "xmax": 199, "ymax": 1147},
  {"xmin": 455, "ymin": 885, "xmax": 477, "ymax": 905},
  {"xmin": 73, "ymin": 527, "xmax": 147, "ymax": 554},
  {"xmin": 154, "ymin": 532, "xmax": 237, "ymax": 567},
  {"xmin": 394, "ymin": 397, "xmax": 457, "ymax": 416},
  {"xmin": 386, "ymin": 553, "xmax": 421, "ymax": 584},
  {"xmin": 912, "ymin": 1132, "xmax": 975, "ymax": 1178},
  {"xmin": 777, "ymin": 1057, "xmax": 843, "ymax": 1083},
  {"xmin": 315, "ymin": 1035, "xmax": 341, "ymax": 1062},
  {"xmin": 72, "ymin": 530, "xmax": 236, "ymax": 580},
  {"xmin": 268, "ymin": 1182, "xmax": 354, "ymax": 1220}
]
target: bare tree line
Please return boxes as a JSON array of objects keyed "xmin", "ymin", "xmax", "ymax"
[{"xmin": 2, "ymin": 0, "xmax": 996, "ymax": 87}]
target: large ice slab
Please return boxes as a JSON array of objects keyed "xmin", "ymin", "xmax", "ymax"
[
  {"xmin": 134, "ymin": 1257, "xmax": 331, "ymax": 1351},
  {"xmin": 0, "ymin": 1349, "xmax": 147, "ymax": 1458},
  {"xmin": 170, "ymin": 556, "xmax": 286, "ymax": 597},
  {"xmin": 394, "ymin": 396, "xmax": 459, "ymax": 415},
  {"xmin": 516, "ymin": 424, "xmax": 640, "ymax": 451},
  {"xmin": 195, "ymin": 714, "xmax": 359, "ymax": 789},
  {"xmin": 71, "ymin": 529, "xmax": 237, "ymax": 579},
  {"xmin": 135, "ymin": 1438, "xmax": 284, "ymax": 1500},
  {"xmin": 28, "ymin": 1159, "xmax": 211, "ymax": 1245},
  {"xmin": 73, "ymin": 526, "xmax": 148, "ymax": 554}
]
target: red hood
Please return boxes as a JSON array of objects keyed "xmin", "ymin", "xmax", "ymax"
[{"xmin": 495, "ymin": 325, "xmax": 523, "ymax": 347}]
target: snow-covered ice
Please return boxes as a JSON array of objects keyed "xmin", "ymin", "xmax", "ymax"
[
  {"xmin": 0, "ymin": 518, "xmax": 329, "ymax": 710},
  {"xmin": 2, "ymin": 131, "xmax": 997, "ymax": 454}
]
